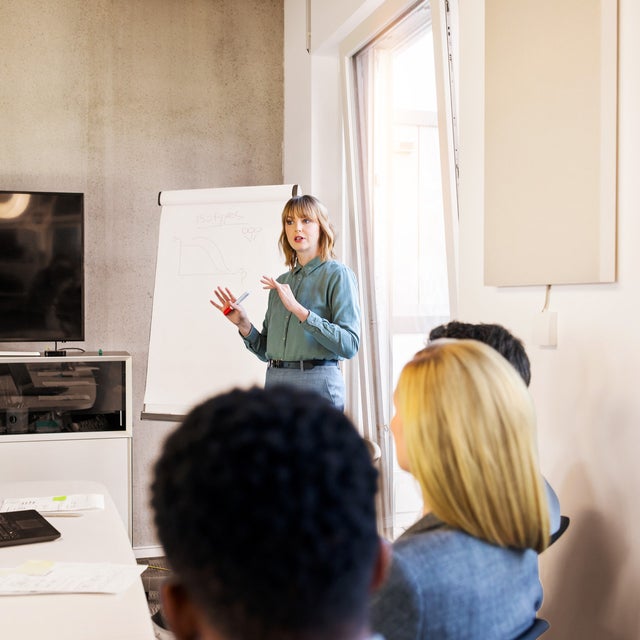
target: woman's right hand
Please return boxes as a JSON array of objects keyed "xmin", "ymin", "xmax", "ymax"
[{"xmin": 210, "ymin": 286, "xmax": 252, "ymax": 336}]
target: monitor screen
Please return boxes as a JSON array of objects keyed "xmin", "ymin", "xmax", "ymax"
[{"xmin": 0, "ymin": 191, "xmax": 84, "ymax": 342}]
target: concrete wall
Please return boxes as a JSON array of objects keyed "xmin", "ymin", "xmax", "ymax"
[{"xmin": 0, "ymin": 0, "xmax": 284, "ymax": 548}]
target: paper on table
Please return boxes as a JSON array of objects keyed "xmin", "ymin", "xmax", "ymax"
[
  {"xmin": 0, "ymin": 560, "xmax": 145, "ymax": 595},
  {"xmin": 0, "ymin": 494, "xmax": 105, "ymax": 514}
]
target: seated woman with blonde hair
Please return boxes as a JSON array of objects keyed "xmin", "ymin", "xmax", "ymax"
[{"xmin": 371, "ymin": 339, "xmax": 549, "ymax": 640}]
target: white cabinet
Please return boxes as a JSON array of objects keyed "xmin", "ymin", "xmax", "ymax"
[{"xmin": 0, "ymin": 352, "xmax": 132, "ymax": 538}]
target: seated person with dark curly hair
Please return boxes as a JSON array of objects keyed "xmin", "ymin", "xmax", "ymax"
[
  {"xmin": 151, "ymin": 386, "xmax": 390, "ymax": 640},
  {"xmin": 428, "ymin": 320, "xmax": 561, "ymax": 537}
]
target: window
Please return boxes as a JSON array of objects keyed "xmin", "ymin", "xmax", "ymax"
[{"xmin": 341, "ymin": 0, "xmax": 458, "ymax": 537}]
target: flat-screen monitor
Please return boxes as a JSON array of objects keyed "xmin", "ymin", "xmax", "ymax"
[{"xmin": 0, "ymin": 191, "xmax": 84, "ymax": 342}]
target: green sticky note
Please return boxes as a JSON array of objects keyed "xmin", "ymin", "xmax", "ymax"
[{"xmin": 53, "ymin": 496, "xmax": 67, "ymax": 502}]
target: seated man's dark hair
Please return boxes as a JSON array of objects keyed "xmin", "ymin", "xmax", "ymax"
[
  {"xmin": 152, "ymin": 386, "xmax": 380, "ymax": 640},
  {"xmin": 429, "ymin": 320, "xmax": 531, "ymax": 386}
]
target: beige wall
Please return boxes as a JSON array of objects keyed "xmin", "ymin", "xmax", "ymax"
[{"xmin": 1, "ymin": 0, "xmax": 284, "ymax": 548}]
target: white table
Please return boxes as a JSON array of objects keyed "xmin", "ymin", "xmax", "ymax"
[{"xmin": 0, "ymin": 480, "xmax": 155, "ymax": 639}]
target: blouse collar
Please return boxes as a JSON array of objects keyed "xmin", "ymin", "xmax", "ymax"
[{"xmin": 293, "ymin": 255, "xmax": 324, "ymax": 274}]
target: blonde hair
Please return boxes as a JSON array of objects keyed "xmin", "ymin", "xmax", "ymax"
[
  {"xmin": 279, "ymin": 195, "xmax": 336, "ymax": 269},
  {"xmin": 397, "ymin": 340, "xmax": 549, "ymax": 552}
]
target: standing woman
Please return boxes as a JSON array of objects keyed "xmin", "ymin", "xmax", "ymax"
[
  {"xmin": 211, "ymin": 195, "xmax": 360, "ymax": 411},
  {"xmin": 371, "ymin": 339, "xmax": 550, "ymax": 640}
]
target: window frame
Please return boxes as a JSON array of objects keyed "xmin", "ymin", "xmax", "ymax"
[{"xmin": 338, "ymin": 0, "xmax": 459, "ymax": 536}]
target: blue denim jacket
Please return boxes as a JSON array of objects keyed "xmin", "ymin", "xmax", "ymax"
[{"xmin": 371, "ymin": 514, "xmax": 543, "ymax": 640}]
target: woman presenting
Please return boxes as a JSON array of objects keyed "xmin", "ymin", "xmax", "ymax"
[{"xmin": 211, "ymin": 194, "xmax": 360, "ymax": 411}]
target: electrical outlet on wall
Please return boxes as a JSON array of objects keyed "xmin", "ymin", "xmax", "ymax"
[{"xmin": 533, "ymin": 310, "xmax": 558, "ymax": 347}]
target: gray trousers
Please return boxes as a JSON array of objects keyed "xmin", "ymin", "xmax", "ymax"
[{"xmin": 264, "ymin": 364, "xmax": 345, "ymax": 411}]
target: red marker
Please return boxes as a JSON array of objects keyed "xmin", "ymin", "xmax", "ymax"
[{"xmin": 223, "ymin": 291, "xmax": 249, "ymax": 315}]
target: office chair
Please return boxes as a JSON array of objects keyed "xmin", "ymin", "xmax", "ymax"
[
  {"xmin": 364, "ymin": 438, "xmax": 382, "ymax": 463},
  {"xmin": 549, "ymin": 514, "xmax": 570, "ymax": 547},
  {"xmin": 514, "ymin": 515, "xmax": 570, "ymax": 640},
  {"xmin": 515, "ymin": 618, "xmax": 550, "ymax": 639}
]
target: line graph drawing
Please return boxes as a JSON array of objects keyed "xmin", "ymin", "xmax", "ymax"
[{"xmin": 175, "ymin": 236, "xmax": 248, "ymax": 282}]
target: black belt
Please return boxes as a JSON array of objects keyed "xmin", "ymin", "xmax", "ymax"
[{"xmin": 268, "ymin": 359, "xmax": 339, "ymax": 371}]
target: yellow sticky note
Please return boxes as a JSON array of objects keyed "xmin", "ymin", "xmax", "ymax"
[{"xmin": 17, "ymin": 560, "xmax": 54, "ymax": 575}]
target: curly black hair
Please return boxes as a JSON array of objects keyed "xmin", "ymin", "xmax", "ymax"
[
  {"xmin": 151, "ymin": 386, "xmax": 379, "ymax": 640},
  {"xmin": 429, "ymin": 320, "xmax": 531, "ymax": 386}
]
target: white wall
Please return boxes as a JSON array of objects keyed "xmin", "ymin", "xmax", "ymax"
[
  {"xmin": 284, "ymin": 0, "xmax": 400, "ymax": 243},
  {"xmin": 287, "ymin": 0, "xmax": 640, "ymax": 637},
  {"xmin": 284, "ymin": 0, "xmax": 354, "ymax": 233},
  {"xmin": 458, "ymin": 2, "xmax": 640, "ymax": 638}
]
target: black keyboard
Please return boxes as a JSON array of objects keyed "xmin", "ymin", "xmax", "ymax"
[{"xmin": 0, "ymin": 514, "xmax": 20, "ymax": 541}]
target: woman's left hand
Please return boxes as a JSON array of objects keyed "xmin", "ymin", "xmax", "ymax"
[{"xmin": 261, "ymin": 276, "xmax": 310, "ymax": 322}]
